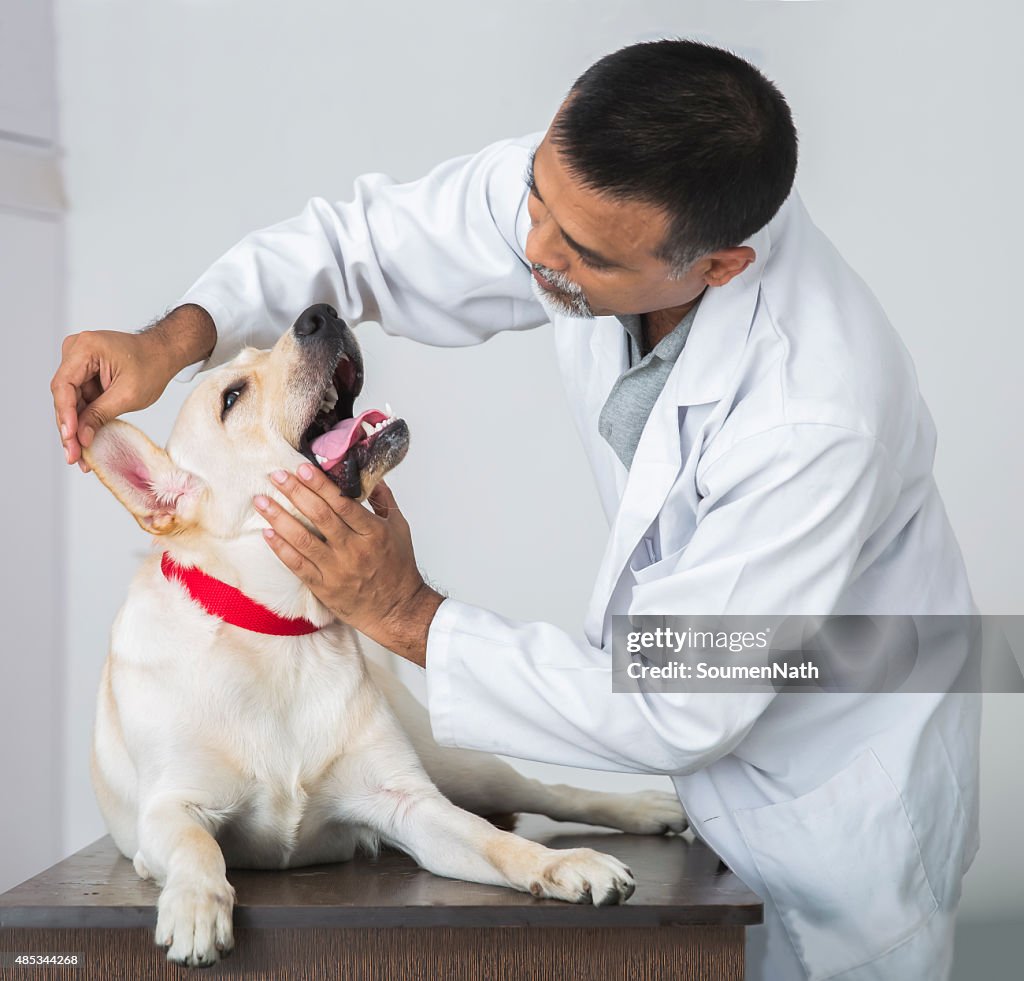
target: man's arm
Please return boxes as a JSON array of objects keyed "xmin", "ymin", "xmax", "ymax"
[
  {"xmin": 53, "ymin": 133, "xmax": 546, "ymax": 460},
  {"xmin": 421, "ymin": 426, "xmax": 901, "ymax": 774},
  {"xmin": 144, "ymin": 303, "xmax": 217, "ymax": 374},
  {"xmin": 173, "ymin": 132, "xmax": 547, "ymax": 381}
]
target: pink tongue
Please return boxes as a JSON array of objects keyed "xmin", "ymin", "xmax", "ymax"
[{"xmin": 310, "ymin": 408, "xmax": 387, "ymax": 470}]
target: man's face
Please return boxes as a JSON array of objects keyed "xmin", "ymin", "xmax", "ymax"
[{"xmin": 524, "ymin": 130, "xmax": 709, "ymax": 319}]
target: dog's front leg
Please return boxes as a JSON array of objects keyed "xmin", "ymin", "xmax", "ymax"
[
  {"xmin": 137, "ymin": 796, "xmax": 235, "ymax": 967},
  {"xmin": 337, "ymin": 766, "xmax": 635, "ymax": 905}
]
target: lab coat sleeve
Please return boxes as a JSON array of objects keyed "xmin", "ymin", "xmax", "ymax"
[
  {"xmin": 172, "ymin": 132, "xmax": 548, "ymax": 382},
  {"xmin": 425, "ymin": 424, "xmax": 901, "ymax": 774}
]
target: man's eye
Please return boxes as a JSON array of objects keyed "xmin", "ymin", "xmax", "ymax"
[{"xmin": 577, "ymin": 253, "xmax": 610, "ymax": 271}]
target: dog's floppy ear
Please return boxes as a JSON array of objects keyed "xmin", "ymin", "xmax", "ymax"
[{"xmin": 83, "ymin": 420, "xmax": 205, "ymax": 535}]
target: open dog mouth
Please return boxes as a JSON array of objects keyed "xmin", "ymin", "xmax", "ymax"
[{"xmin": 297, "ymin": 358, "xmax": 405, "ymax": 498}]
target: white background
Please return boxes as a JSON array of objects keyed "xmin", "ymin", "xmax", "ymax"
[{"xmin": 2, "ymin": 0, "xmax": 1020, "ymax": 951}]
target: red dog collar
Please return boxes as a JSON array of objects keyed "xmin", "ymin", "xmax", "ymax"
[{"xmin": 161, "ymin": 552, "xmax": 321, "ymax": 636}]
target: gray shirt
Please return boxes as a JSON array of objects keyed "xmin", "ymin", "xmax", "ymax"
[{"xmin": 598, "ymin": 296, "xmax": 703, "ymax": 469}]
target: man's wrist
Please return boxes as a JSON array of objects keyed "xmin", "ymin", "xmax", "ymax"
[
  {"xmin": 375, "ymin": 584, "xmax": 446, "ymax": 668},
  {"xmin": 140, "ymin": 304, "xmax": 217, "ymax": 377}
]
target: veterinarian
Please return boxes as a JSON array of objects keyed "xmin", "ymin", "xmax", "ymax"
[{"xmin": 52, "ymin": 40, "xmax": 980, "ymax": 981}]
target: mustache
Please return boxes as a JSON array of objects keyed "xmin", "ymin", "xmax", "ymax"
[
  {"xmin": 531, "ymin": 262, "xmax": 583, "ymax": 296},
  {"xmin": 530, "ymin": 262, "xmax": 595, "ymax": 318}
]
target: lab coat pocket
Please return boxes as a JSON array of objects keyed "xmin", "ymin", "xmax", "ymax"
[
  {"xmin": 629, "ymin": 539, "xmax": 687, "ymax": 585},
  {"xmin": 733, "ymin": 749, "xmax": 938, "ymax": 981}
]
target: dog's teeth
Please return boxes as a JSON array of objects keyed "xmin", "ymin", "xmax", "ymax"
[
  {"xmin": 385, "ymin": 402, "xmax": 393, "ymax": 417},
  {"xmin": 324, "ymin": 384, "xmax": 338, "ymax": 408},
  {"xmin": 315, "ymin": 454, "xmax": 327, "ymax": 465},
  {"xmin": 362, "ymin": 421, "xmax": 375, "ymax": 438},
  {"xmin": 316, "ymin": 383, "xmax": 339, "ymax": 414}
]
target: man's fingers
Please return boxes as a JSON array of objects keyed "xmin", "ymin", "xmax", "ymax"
[
  {"xmin": 51, "ymin": 342, "xmax": 100, "ymax": 456},
  {"xmin": 53, "ymin": 383, "xmax": 82, "ymax": 465},
  {"xmin": 75, "ymin": 375, "xmax": 104, "ymax": 418},
  {"xmin": 255, "ymin": 499, "xmax": 328, "ymax": 582},
  {"xmin": 264, "ymin": 470, "xmax": 348, "ymax": 543},
  {"xmin": 367, "ymin": 480, "xmax": 401, "ymax": 520},
  {"xmin": 52, "ymin": 329, "xmax": 167, "ymax": 468},
  {"xmin": 51, "ymin": 376, "xmax": 83, "ymax": 450},
  {"xmin": 81, "ymin": 376, "xmax": 103, "ymax": 405},
  {"xmin": 262, "ymin": 527, "xmax": 325, "ymax": 586},
  {"xmin": 288, "ymin": 465, "xmax": 376, "ymax": 535},
  {"xmin": 78, "ymin": 385, "xmax": 136, "ymax": 448},
  {"xmin": 77, "ymin": 400, "xmax": 109, "ymax": 448},
  {"xmin": 254, "ymin": 491, "xmax": 332, "ymax": 558}
]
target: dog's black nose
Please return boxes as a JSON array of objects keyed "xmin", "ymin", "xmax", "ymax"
[{"xmin": 293, "ymin": 304, "xmax": 341, "ymax": 338}]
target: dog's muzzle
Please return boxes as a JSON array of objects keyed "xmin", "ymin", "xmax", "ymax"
[{"xmin": 294, "ymin": 304, "xmax": 410, "ymax": 497}]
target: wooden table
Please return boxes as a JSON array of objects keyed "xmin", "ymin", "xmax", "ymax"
[{"xmin": 0, "ymin": 817, "xmax": 762, "ymax": 979}]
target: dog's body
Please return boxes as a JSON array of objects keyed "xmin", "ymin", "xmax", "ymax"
[{"xmin": 85, "ymin": 306, "xmax": 685, "ymax": 966}]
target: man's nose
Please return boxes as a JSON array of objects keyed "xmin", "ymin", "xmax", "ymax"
[
  {"xmin": 292, "ymin": 303, "xmax": 342, "ymax": 339},
  {"xmin": 525, "ymin": 221, "xmax": 569, "ymax": 272}
]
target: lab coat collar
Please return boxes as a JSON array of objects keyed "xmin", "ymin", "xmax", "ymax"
[
  {"xmin": 669, "ymin": 214, "xmax": 773, "ymax": 408},
  {"xmin": 583, "ymin": 200, "xmax": 780, "ymax": 643}
]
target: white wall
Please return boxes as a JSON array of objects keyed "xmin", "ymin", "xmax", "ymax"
[
  {"xmin": 50, "ymin": 0, "xmax": 1022, "ymax": 929},
  {"xmin": 0, "ymin": 0, "xmax": 64, "ymax": 893}
]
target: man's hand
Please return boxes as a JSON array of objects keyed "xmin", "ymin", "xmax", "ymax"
[
  {"xmin": 51, "ymin": 304, "xmax": 216, "ymax": 471},
  {"xmin": 254, "ymin": 466, "xmax": 445, "ymax": 666}
]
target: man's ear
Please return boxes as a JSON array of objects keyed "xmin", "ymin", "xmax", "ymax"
[
  {"xmin": 704, "ymin": 246, "xmax": 756, "ymax": 287},
  {"xmin": 82, "ymin": 420, "xmax": 205, "ymax": 536}
]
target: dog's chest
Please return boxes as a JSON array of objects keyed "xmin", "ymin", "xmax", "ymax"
[
  {"xmin": 220, "ymin": 685, "xmax": 385, "ymax": 869},
  {"xmin": 110, "ymin": 591, "xmax": 387, "ymax": 866},
  {"xmin": 207, "ymin": 694, "xmax": 374, "ymax": 868},
  {"xmin": 225, "ymin": 767, "xmax": 331, "ymax": 866},
  {"xmin": 224, "ymin": 665, "xmax": 353, "ymax": 781},
  {"xmin": 182, "ymin": 630, "xmax": 371, "ymax": 863}
]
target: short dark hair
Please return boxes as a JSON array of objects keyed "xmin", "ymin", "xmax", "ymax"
[{"xmin": 550, "ymin": 38, "xmax": 798, "ymax": 276}]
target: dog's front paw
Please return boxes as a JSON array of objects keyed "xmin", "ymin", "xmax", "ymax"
[
  {"xmin": 530, "ymin": 848, "xmax": 635, "ymax": 905},
  {"xmin": 155, "ymin": 873, "xmax": 236, "ymax": 967},
  {"xmin": 602, "ymin": 789, "xmax": 689, "ymax": 835}
]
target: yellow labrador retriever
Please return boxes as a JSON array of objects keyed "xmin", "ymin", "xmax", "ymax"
[{"xmin": 83, "ymin": 304, "xmax": 686, "ymax": 967}]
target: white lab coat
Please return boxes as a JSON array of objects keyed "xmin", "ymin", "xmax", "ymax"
[{"xmin": 177, "ymin": 132, "xmax": 981, "ymax": 980}]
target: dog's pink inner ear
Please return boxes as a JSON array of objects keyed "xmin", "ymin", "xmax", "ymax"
[
  {"xmin": 119, "ymin": 459, "xmax": 153, "ymax": 495},
  {"xmin": 100, "ymin": 429, "xmax": 197, "ymax": 527},
  {"xmin": 107, "ymin": 444, "xmax": 159, "ymax": 498}
]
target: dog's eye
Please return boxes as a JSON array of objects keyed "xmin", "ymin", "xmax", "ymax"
[{"xmin": 221, "ymin": 382, "xmax": 247, "ymax": 420}]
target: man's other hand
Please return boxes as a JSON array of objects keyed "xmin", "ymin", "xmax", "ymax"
[{"xmin": 50, "ymin": 304, "xmax": 216, "ymax": 472}]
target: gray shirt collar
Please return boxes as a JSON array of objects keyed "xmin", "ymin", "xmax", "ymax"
[
  {"xmin": 598, "ymin": 295, "xmax": 705, "ymax": 471},
  {"xmin": 618, "ymin": 294, "xmax": 703, "ymax": 370}
]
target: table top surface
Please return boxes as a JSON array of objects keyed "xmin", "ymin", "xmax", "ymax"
[{"xmin": 0, "ymin": 817, "xmax": 763, "ymax": 929}]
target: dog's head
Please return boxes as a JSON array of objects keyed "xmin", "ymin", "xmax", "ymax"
[{"xmin": 82, "ymin": 305, "xmax": 410, "ymax": 540}]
